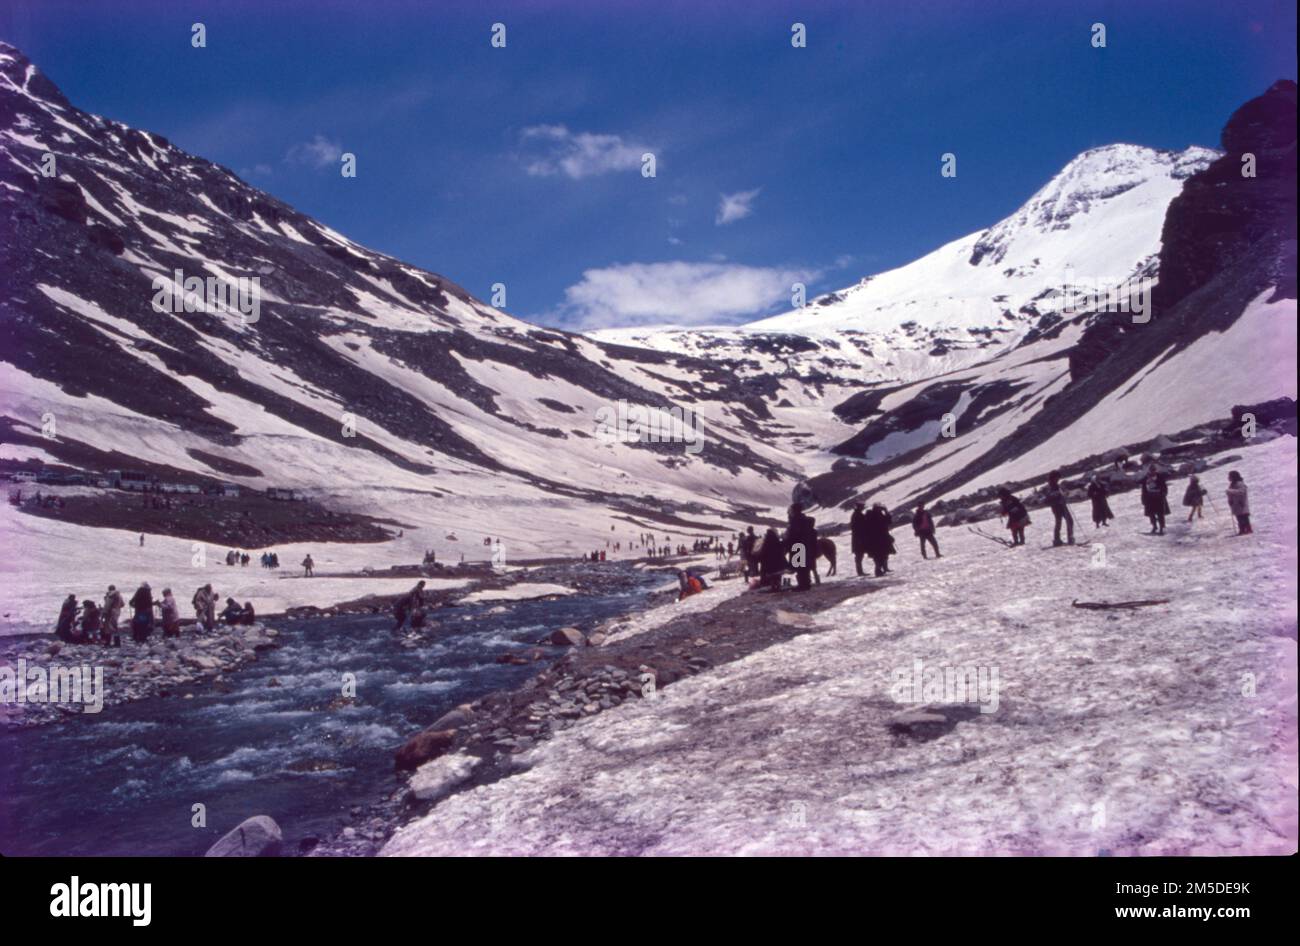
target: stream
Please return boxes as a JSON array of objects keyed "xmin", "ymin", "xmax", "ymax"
[{"xmin": 0, "ymin": 578, "xmax": 657, "ymax": 856}]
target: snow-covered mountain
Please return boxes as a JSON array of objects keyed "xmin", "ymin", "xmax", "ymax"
[
  {"xmin": 0, "ymin": 41, "xmax": 800, "ymax": 571},
  {"xmin": 598, "ymin": 143, "xmax": 1218, "ymax": 382},
  {"xmin": 592, "ymin": 87, "xmax": 1296, "ymax": 510},
  {"xmin": 0, "ymin": 34, "xmax": 1295, "ymax": 596}
]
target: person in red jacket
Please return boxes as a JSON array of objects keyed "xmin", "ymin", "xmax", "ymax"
[{"xmin": 912, "ymin": 503, "xmax": 941, "ymax": 559}]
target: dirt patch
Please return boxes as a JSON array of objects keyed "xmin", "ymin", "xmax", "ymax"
[{"xmin": 16, "ymin": 489, "xmax": 397, "ymax": 547}]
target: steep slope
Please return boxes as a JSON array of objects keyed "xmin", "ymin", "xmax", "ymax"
[{"xmin": 0, "ymin": 41, "xmax": 796, "ymax": 567}]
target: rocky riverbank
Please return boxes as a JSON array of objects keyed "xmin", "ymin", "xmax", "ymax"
[
  {"xmin": 0, "ymin": 621, "xmax": 281, "ymax": 727},
  {"xmin": 310, "ymin": 574, "xmax": 880, "ymax": 855}
]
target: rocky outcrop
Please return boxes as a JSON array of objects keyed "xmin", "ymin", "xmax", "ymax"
[{"xmin": 1155, "ymin": 80, "xmax": 1298, "ymax": 314}]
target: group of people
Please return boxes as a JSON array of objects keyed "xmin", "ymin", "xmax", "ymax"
[
  {"xmin": 54, "ymin": 581, "xmax": 255, "ymax": 645},
  {"xmin": 721, "ymin": 465, "xmax": 1256, "ymax": 597},
  {"xmin": 1009, "ymin": 464, "xmax": 1254, "ymax": 543}
]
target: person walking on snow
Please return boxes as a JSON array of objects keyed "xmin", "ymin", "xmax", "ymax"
[
  {"xmin": 863, "ymin": 503, "xmax": 895, "ymax": 576},
  {"xmin": 1086, "ymin": 476, "xmax": 1113, "ymax": 528},
  {"xmin": 784, "ymin": 503, "xmax": 818, "ymax": 591},
  {"xmin": 911, "ymin": 503, "xmax": 941, "ymax": 559},
  {"xmin": 1226, "ymin": 471, "xmax": 1251, "ymax": 535},
  {"xmin": 739, "ymin": 526, "xmax": 757, "ymax": 579},
  {"xmin": 850, "ymin": 503, "xmax": 870, "ymax": 576},
  {"xmin": 1044, "ymin": 470, "xmax": 1075, "ymax": 546},
  {"xmin": 1183, "ymin": 475, "xmax": 1208, "ymax": 522},
  {"xmin": 1141, "ymin": 464, "xmax": 1170, "ymax": 534},
  {"xmin": 302, "ymin": 554, "xmax": 315, "ymax": 577},
  {"xmin": 998, "ymin": 489, "xmax": 1030, "ymax": 546},
  {"xmin": 757, "ymin": 526, "xmax": 788, "ymax": 591}
]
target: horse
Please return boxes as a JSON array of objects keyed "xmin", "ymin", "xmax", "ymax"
[
  {"xmin": 815, "ymin": 537, "xmax": 837, "ymax": 578},
  {"xmin": 746, "ymin": 534, "xmax": 837, "ymax": 585}
]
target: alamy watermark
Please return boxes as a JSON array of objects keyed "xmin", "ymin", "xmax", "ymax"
[
  {"xmin": 890, "ymin": 657, "xmax": 1000, "ymax": 714},
  {"xmin": 1060, "ymin": 275, "xmax": 1152, "ymax": 324},
  {"xmin": 1, "ymin": 660, "xmax": 104, "ymax": 714},
  {"xmin": 151, "ymin": 269, "xmax": 261, "ymax": 324},
  {"xmin": 594, "ymin": 400, "xmax": 703, "ymax": 455}
]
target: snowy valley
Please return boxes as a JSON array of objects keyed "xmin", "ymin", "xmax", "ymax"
[{"xmin": 0, "ymin": 37, "xmax": 1296, "ymax": 860}]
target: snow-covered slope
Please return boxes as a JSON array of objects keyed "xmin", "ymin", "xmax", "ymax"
[
  {"xmin": 1, "ymin": 38, "xmax": 1294, "ymax": 631},
  {"xmin": 0, "ymin": 40, "xmax": 799, "ymax": 600},
  {"xmin": 593, "ymin": 83, "xmax": 1295, "ymax": 514},
  {"xmin": 382, "ymin": 436, "xmax": 1298, "ymax": 856}
]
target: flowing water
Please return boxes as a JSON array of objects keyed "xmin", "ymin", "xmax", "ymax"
[{"xmin": 0, "ymin": 580, "xmax": 655, "ymax": 856}]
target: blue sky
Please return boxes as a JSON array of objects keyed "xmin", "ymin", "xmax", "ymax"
[{"xmin": 2, "ymin": 0, "xmax": 1295, "ymax": 329}]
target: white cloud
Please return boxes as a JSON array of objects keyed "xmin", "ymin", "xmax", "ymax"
[
  {"xmin": 286, "ymin": 134, "xmax": 343, "ymax": 168},
  {"xmin": 557, "ymin": 260, "xmax": 819, "ymax": 330},
  {"xmin": 715, "ymin": 188, "xmax": 760, "ymax": 225},
  {"xmin": 518, "ymin": 124, "xmax": 652, "ymax": 179}
]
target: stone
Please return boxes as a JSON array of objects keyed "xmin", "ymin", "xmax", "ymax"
[
  {"xmin": 394, "ymin": 727, "xmax": 457, "ymax": 771},
  {"xmin": 429, "ymin": 704, "xmax": 475, "ymax": 731},
  {"xmin": 408, "ymin": 752, "xmax": 479, "ymax": 803},
  {"xmin": 550, "ymin": 626, "xmax": 586, "ymax": 646},
  {"xmin": 204, "ymin": 815, "xmax": 283, "ymax": 857}
]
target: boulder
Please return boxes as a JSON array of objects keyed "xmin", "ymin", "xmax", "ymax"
[
  {"xmin": 586, "ymin": 632, "xmax": 608, "ymax": 647},
  {"xmin": 428, "ymin": 704, "xmax": 475, "ymax": 731},
  {"xmin": 550, "ymin": 626, "xmax": 585, "ymax": 646},
  {"xmin": 204, "ymin": 815, "xmax": 283, "ymax": 857},
  {"xmin": 394, "ymin": 727, "xmax": 457, "ymax": 771},
  {"xmin": 408, "ymin": 752, "xmax": 479, "ymax": 803}
]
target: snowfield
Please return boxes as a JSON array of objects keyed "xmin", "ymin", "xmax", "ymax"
[{"xmin": 382, "ymin": 437, "xmax": 1297, "ymax": 856}]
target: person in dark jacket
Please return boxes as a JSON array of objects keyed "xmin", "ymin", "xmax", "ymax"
[
  {"xmin": 757, "ymin": 526, "xmax": 788, "ymax": 591},
  {"xmin": 1182, "ymin": 475, "xmax": 1208, "ymax": 522},
  {"xmin": 393, "ymin": 580, "xmax": 426, "ymax": 631},
  {"xmin": 220, "ymin": 597, "xmax": 243, "ymax": 624},
  {"xmin": 78, "ymin": 599, "xmax": 101, "ymax": 642},
  {"xmin": 863, "ymin": 503, "xmax": 895, "ymax": 576},
  {"xmin": 55, "ymin": 594, "xmax": 78, "ymax": 642},
  {"xmin": 911, "ymin": 503, "xmax": 941, "ymax": 559},
  {"xmin": 240, "ymin": 601, "xmax": 256, "ymax": 626},
  {"xmin": 129, "ymin": 583, "xmax": 154, "ymax": 642},
  {"xmin": 1044, "ymin": 470, "xmax": 1075, "ymax": 546},
  {"xmin": 1140, "ymin": 464, "xmax": 1170, "ymax": 534},
  {"xmin": 850, "ymin": 503, "xmax": 870, "ymax": 576},
  {"xmin": 739, "ymin": 526, "xmax": 758, "ymax": 579},
  {"xmin": 784, "ymin": 504, "xmax": 818, "ymax": 591},
  {"xmin": 1086, "ymin": 476, "xmax": 1113, "ymax": 528},
  {"xmin": 998, "ymin": 489, "xmax": 1030, "ymax": 546}
]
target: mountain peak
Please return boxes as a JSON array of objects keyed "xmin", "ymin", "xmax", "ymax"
[
  {"xmin": 0, "ymin": 40, "xmax": 70, "ymax": 108},
  {"xmin": 968, "ymin": 143, "xmax": 1218, "ymax": 267}
]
